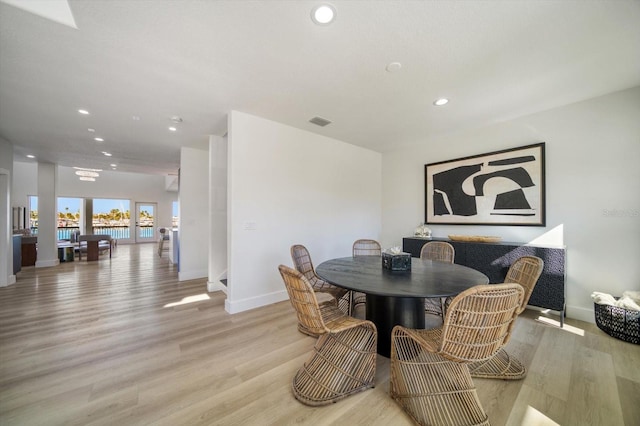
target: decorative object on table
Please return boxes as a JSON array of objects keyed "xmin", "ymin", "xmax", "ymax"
[
  {"xmin": 413, "ymin": 222, "xmax": 432, "ymax": 238},
  {"xmin": 448, "ymin": 234, "xmax": 502, "ymax": 243},
  {"xmin": 468, "ymin": 255, "xmax": 544, "ymax": 379},
  {"xmin": 278, "ymin": 265, "xmax": 377, "ymax": 406},
  {"xmin": 592, "ymin": 290, "xmax": 640, "ymax": 344},
  {"xmin": 389, "ymin": 283, "xmax": 524, "ymax": 426},
  {"xmin": 425, "ymin": 142, "xmax": 545, "ymax": 226},
  {"xmin": 381, "ymin": 247, "xmax": 411, "ymax": 271}
]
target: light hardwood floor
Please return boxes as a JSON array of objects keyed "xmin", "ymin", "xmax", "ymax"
[{"xmin": 1, "ymin": 244, "xmax": 638, "ymax": 425}]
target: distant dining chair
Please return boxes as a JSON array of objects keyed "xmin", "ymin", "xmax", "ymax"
[
  {"xmin": 468, "ymin": 255, "xmax": 544, "ymax": 380},
  {"xmin": 78, "ymin": 234, "xmax": 112, "ymax": 261},
  {"xmin": 390, "ymin": 283, "xmax": 524, "ymax": 426},
  {"xmin": 350, "ymin": 239, "xmax": 382, "ymax": 312},
  {"xmin": 290, "ymin": 245, "xmax": 350, "ymax": 330},
  {"xmin": 278, "ymin": 265, "xmax": 377, "ymax": 406},
  {"xmin": 352, "ymin": 239, "xmax": 382, "ymax": 257},
  {"xmin": 420, "ymin": 241, "xmax": 456, "ymax": 317},
  {"xmin": 157, "ymin": 227, "xmax": 170, "ymax": 257}
]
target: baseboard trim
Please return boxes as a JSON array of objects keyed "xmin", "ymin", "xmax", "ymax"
[
  {"xmin": 207, "ymin": 280, "xmax": 227, "ymax": 294},
  {"xmin": 36, "ymin": 259, "xmax": 60, "ymax": 268},
  {"xmin": 225, "ymin": 290, "xmax": 288, "ymax": 314},
  {"xmin": 0, "ymin": 274, "xmax": 16, "ymax": 287},
  {"xmin": 178, "ymin": 268, "xmax": 207, "ymax": 281},
  {"xmin": 566, "ymin": 305, "xmax": 595, "ymax": 324}
]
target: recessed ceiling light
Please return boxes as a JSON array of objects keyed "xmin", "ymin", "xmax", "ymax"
[
  {"xmin": 311, "ymin": 4, "xmax": 336, "ymax": 25},
  {"xmin": 110, "ymin": 163, "xmax": 117, "ymax": 167},
  {"xmin": 94, "ymin": 137, "xmax": 104, "ymax": 142},
  {"xmin": 78, "ymin": 109, "xmax": 89, "ymax": 115},
  {"xmin": 102, "ymin": 151, "xmax": 112, "ymax": 157},
  {"xmin": 79, "ymin": 177, "xmax": 96, "ymax": 182},
  {"xmin": 73, "ymin": 167, "xmax": 102, "ymax": 172},
  {"xmin": 75, "ymin": 170, "xmax": 99, "ymax": 178},
  {"xmin": 168, "ymin": 126, "xmax": 177, "ymax": 132},
  {"xmin": 26, "ymin": 154, "xmax": 35, "ymax": 159},
  {"xmin": 433, "ymin": 98, "xmax": 449, "ymax": 106},
  {"xmin": 88, "ymin": 128, "xmax": 95, "ymax": 132}
]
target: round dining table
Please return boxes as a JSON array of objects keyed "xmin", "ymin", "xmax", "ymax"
[{"xmin": 316, "ymin": 256, "xmax": 489, "ymax": 357}]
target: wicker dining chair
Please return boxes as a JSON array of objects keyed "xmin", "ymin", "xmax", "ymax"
[
  {"xmin": 350, "ymin": 239, "xmax": 382, "ymax": 312},
  {"xmin": 420, "ymin": 241, "xmax": 456, "ymax": 317},
  {"xmin": 290, "ymin": 245, "xmax": 350, "ymax": 323},
  {"xmin": 390, "ymin": 283, "xmax": 524, "ymax": 426},
  {"xmin": 278, "ymin": 265, "xmax": 377, "ymax": 406},
  {"xmin": 352, "ymin": 239, "xmax": 382, "ymax": 257},
  {"xmin": 468, "ymin": 255, "xmax": 544, "ymax": 380}
]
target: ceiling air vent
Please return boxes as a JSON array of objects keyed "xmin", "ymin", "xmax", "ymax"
[{"xmin": 309, "ymin": 116, "xmax": 332, "ymax": 127}]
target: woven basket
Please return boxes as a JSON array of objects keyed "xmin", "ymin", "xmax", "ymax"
[{"xmin": 594, "ymin": 300, "xmax": 640, "ymax": 344}]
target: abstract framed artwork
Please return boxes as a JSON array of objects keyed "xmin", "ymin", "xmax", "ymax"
[{"xmin": 425, "ymin": 142, "xmax": 545, "ymax": 226}]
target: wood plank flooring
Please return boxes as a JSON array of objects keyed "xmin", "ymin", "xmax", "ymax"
[{"xmin": 1, "ymin": 244, "xmax": 638, "ymax": 425}]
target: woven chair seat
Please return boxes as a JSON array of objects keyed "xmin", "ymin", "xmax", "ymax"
[
  {"xmin": 297, "ymin": 300, "xmax": 358, "ymax": 337},
  {"xmin": 467, "ymin": 348, "xmax": 526, "ymax": 379}
]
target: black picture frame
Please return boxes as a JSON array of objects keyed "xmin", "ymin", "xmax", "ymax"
[{"xmin": 425, "ymin": 142, "xmax": 545, "ymax": 226}]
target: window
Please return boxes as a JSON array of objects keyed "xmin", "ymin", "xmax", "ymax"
[
  {"xmin": 57, "ymin": 197, "xmax": 82, "ymax": 239},
  {"xmin": 28, "ymin": 195, "xmax": 38, "ymax": 234},
  {"xmin": 93, "ymin": 198, "xmax": 131, "ymax": 239}
]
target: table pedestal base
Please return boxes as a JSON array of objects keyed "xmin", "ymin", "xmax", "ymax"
[{"xmin": 366, "ymin": 294, "xmax": 425, "ymax": 357}]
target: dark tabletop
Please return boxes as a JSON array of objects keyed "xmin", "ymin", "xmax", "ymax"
[{"xmin": 316, "ymin": 256, "xmax": 489, "ymax": 298}]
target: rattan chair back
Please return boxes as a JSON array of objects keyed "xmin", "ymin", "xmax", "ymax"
[
  {"xmin": 504, "ymin": 255, "xmax": 544, "ymax": 313},
  {"xmin": 290, "ymin": 244, "xmax": 317, "ymax": 281},
  {"xmin": 278, "ymin": 265, "xmax": 328, "ymax": 336},
  {"xmin": 439, "ymin": 283, "xmax": 524, "ymax": 363},
  {"xmin": 290, "ymin": 244, "xmax": 345, "ymax": 295},
  {"xmin": 352, "ymin": 239, "xmax": 382, "ymax": 257},
  {"xmin": 420, "ymin": 241, "xmax": 455, "ymax": 263}
]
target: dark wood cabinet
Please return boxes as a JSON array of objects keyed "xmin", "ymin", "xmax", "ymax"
[
  {"xmin": 21, "ymin": 236, "xmax": 37, "ymax": 267},
  {"xmin": 403, "ymin": 237, "xmax": 566, "ymax": 324}
]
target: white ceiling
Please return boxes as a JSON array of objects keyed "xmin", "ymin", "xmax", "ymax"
[{"xmin": 1, "ymin": 0, "xmax": 639, "ymax": 176}]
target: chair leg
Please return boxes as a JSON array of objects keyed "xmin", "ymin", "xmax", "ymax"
[
  {"xmin": 292, "ymin": 323, "xmax": 377, "ymax": 406},
  {"xmin": 390, "ymin": 326, "xmax": 490, "ymax": 426}
]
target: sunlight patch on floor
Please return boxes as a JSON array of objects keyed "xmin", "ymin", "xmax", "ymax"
[
  {"xmin": 164, "ymin": 293, "xmax": 210, "ymax": 308},
  {"xmin": 521, "ymin": 405, "xmax": 561, "ymax": 426},
  {"xmin": 536, "ymin": 316, "xmax": 585, "ymax": 336}
]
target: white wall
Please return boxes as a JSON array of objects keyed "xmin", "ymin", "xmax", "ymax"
[
  {"xmin": 11, "ymin": 161, "xmax": 36, "ymax": 209},
  {"xmin": 35, "ymin": 163, "xmax": 59, "ymax": 267},
  {"xmin": 208, "ymin": 135, "xmax": 228, "ymax": 292},
  {"xmin": 0, "ymin": 137, "xmax": 15, "ymax": 286},
  {"xmin": 12, "ymin": 162, "xmax": 177, "ymax": 242},
  {"xmin": 226, "ymin": 111, "xmax": 382, "ymax": 313},
  {"xmin": 382, "ymin": 86, "xmax": 640, "ymax": 323},
  {"xmin": 179, "ymin": 146, "xmax": 209, "ymax": 281}
]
